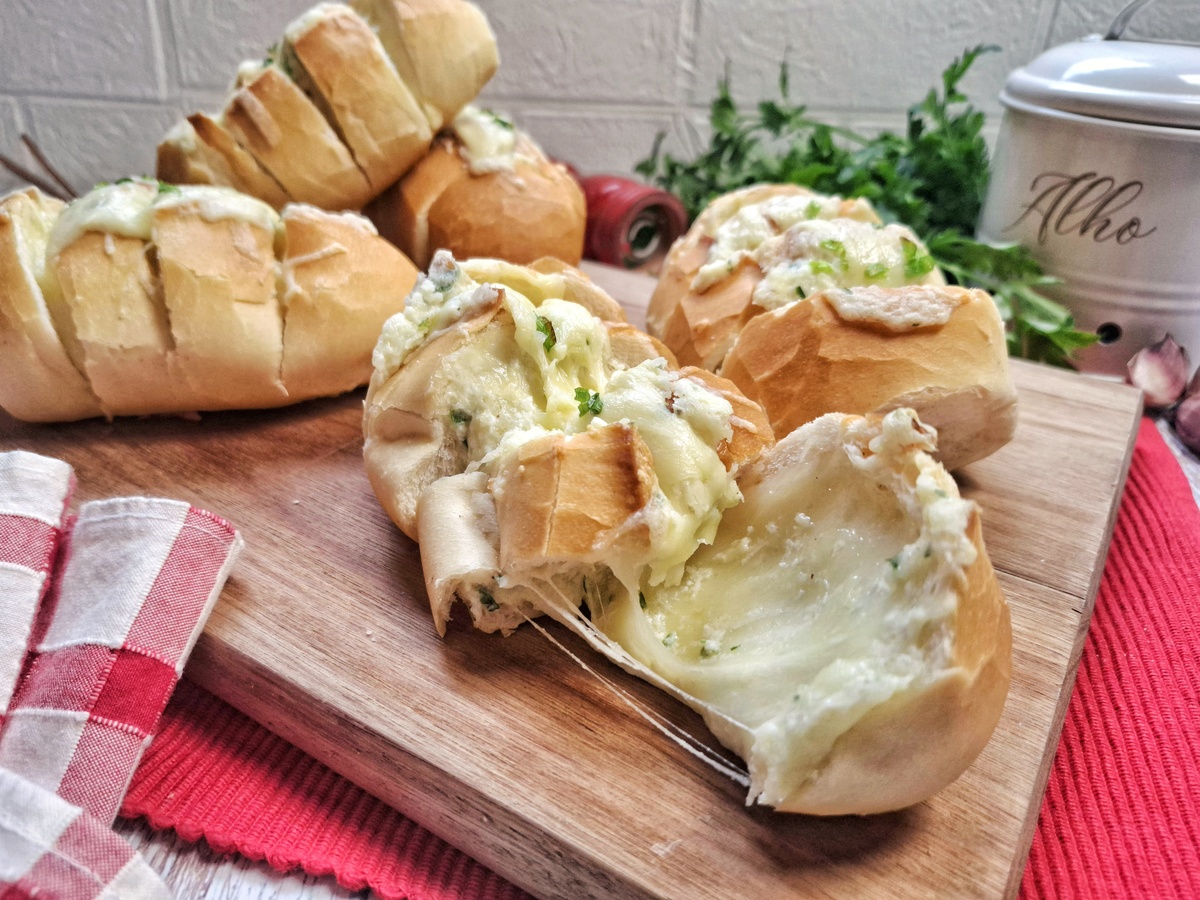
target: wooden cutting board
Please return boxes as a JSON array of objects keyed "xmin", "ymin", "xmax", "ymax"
[{"xmin": 0, "ymin": 264, "xmax": 1142, "ymax": 900}]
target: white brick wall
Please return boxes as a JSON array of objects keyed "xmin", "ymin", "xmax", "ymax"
[{"xmin": 0, "ymin": 0, "xmax": 1196, "ymax": 193}]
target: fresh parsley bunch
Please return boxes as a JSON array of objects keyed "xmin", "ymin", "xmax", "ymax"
[{"xmin": 636, "ymin": 45, "xmax": 1096, "ymax": 367}]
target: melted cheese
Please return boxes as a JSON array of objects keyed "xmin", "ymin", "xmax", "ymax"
[
  {"xmin": 451, "ymin": 105, "xmax": 527, "ymax": 175},
  {"xmin": 693, "ymin": 191, "xmax": 940, "ymax": 312},
  {"xmin": 373, "ymin": 250, "xmax": 742, "ymax": 587}
]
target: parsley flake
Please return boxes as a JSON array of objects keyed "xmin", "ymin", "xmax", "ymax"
[
  {"xmin": 535, "ymin": 315, "xmax": 556, "ymax": 352},
  {"xmin": 902, "ymin": 239, "xmax": 936, "ymax": 279},
  {"xmin": 865, "ymin": 262, "xmax": 890, "ymax": 280},
  {"xmin": 575, "ymin": 388, "xmax": 603, "ymax": 416},
  {"xmin": 479, "ymin": 587, "xmax": 500, "ymax": 613}
]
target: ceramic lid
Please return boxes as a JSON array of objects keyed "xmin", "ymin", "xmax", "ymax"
[{"xmin": 1003, "ymin": 37, "xmax": 1200, "ymax": 128}]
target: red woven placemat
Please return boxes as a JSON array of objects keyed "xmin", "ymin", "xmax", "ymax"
[{"xmin": 121, "ymin": 418, "xmax": 1200, "ymax": 899}]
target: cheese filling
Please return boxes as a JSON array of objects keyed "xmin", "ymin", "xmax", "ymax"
[
  {"xmin": 451, "ymin": 105, "xmax": 531, "ymax": 175},
  {"xmin": 373, "ymin": 251, "xmax": 743, "ymax": 587},
  {"xmin": 693, "ymin": 192, "xmax": 941, "ymax": 312}
]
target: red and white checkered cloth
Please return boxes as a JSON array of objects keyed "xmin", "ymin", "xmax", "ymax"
[{"xmin": 0, "ymin": 450, "xmax": 242, "ymax": 899}]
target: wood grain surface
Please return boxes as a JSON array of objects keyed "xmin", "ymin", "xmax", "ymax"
[{"xmin": 0, "ymin": 264, "xmax": 1142, "ymax": 900}]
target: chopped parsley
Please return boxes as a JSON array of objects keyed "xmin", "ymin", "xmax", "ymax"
[
  {"xmin": 638, "ymin": 591, "xmax": 647, "ymax": 610},
  {"xmin": 819, "ymin": 238, "xmax": 848, "ymax": 270},
  {"xmin": 535, "ymin": 315, "xmax": 556, "ymax": 352},
  {"xmin": 864, "ymin": 261, "xmax": 890, "ymax": 280},
  {"xmin": 804, "ymin": 199, "xmax": 823, "ymax": 219},
  {"xmin": 810, "ymin": 260, "xmax": 836, "ymax": 276},
  {"xmin": 575, "ymin": 388, "xmax": 603, "ymax": 417},
  {"xmin": 795, "ymin": 285, "xmax": 807, "ymax": 298},
  {"xmin": 156, "ymin": 181, "xmax": 180, "ymax": 195},
  {"xmin": 479, "ymin": 587, "xmax": 500, "ymax": 612},
  {"xmin": 902, "ymin": 239, "xmax": 936, "ymax": 279}
]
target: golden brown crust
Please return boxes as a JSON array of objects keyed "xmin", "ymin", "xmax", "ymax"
[
  {"xmin": 280, "ymin": 206, "xmax": 419, "ymax": 401},
  {"xmin": 720, "ymin": 286, "xmax": 1018, "ymax": 470},
  {"xmin": 370, "ymin": 136, "xmax": 587, "ymax": 269},
  {"xmin": 222, "ymin": 66, "xmax": 374, "ymax": 210},
  {"xmin": 349, "ymin": 0, "xmax": 499, "ymax": 131},
  {"xmin": 285, "ymin": 6, "xmax": 432, "ymax": 191},
  {"xmin": 157, "ymin": 114, "xmax": 292, "ymax": 209}
]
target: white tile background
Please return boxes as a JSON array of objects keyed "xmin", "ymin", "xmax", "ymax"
[{"xmin": 0, "ymin": 0, "xmax": 1196, "ymax": 196}]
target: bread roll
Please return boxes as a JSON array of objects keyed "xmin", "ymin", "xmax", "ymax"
[
  {"xmin": 364, "ymin": 106, "xmax": 586, "ymax": 269},
  {"xmin": 158, "ymin": 0, "xmax": 497, "ymax": 213},
  {"xmin": 0, "ymin": 182, "xmax": 418, "ymax": 422},
  {"xmin": 364, "ymin": 251, "xmax": 720, "ymax": 542},
  {"xmin": 647, "ymin": 184, "xmax": 1018, "ymax": 469},
  {"xmin": 364, "ymin": 253, "xmax": 1009, "ymax": 814}
]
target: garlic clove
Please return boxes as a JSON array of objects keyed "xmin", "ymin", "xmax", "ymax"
[
  {"xmin": 1173, "ymin": 392, "xmax": 1200, "ymax": 456},
  {"xmin": 1127, "ymin": 334, "xmax": 1190, "ymax": 410}
]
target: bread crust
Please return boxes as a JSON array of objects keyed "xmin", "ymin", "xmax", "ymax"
[
  {"xmin": 157, "ymin": 114, "xmax": 291, "ymax": 210},
  {"xmin": 369, "ymin": 135, "xmax": 587, "ymax": 269},
  {"xmin": 720, "ymin": 285, "xmax": 1018, "ymax": 470},
  {"xmin": 222, "ymin": 65, "xmax": 374, "ymax": 210},
  {"xmin": 0, "ymin": 185, "xmax": 414, "ymax": 422},
  {"xmin": 0, "ymin": 189, "xmax": 102, "ymax": 422},
  {"xmin": 280, "ymin": 205, "xmax": 419, "ymax": 401},
  {"xmin": 349, "ymin": 0, "xmax": 499, "ymax": 131},
  {"xmin": 285, "ymin": 4, "xmax": 432, "ymax": 191}
]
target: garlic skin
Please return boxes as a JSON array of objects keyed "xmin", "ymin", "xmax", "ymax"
[
  {"xmin": 1127, "ymin": 335, "xmax": 1190, "ymax": 410},
  {"xmin": 1175, "ymin": 394, "xmax": 1200, "ymax": 455}
]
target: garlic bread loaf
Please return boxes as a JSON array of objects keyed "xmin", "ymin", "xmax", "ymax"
[
  {"xmin": 365, "ymin": 106, "xmax": 587, "ymax": 269},
  {"xmin": 648, "ymin": 184, "xmax": 1018, "ymax": 470},
  {"xmin": 158, "ymin": 0, "xmax": 498, "ymax": 212},
  {"xmin": 0, "ymin": 181, "xmax": 418, "ymax": 422},
  {"xmin": 364, "ymin": 253, "xmax": 1010, "ymax": 814}
]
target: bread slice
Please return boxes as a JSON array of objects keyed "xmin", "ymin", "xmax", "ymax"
[
  {"xmin": 222, "ymin": 64, "xmax": 373, "ymax": 210},
  {"xmin": 280, "ymin": 204, "xmax": 418, "ymax": 401},
  {"xmin": 157, "ymin": 114, "xmax": 291, "ymax": 209},
  {"xmin": 0, "ymin": 188, "xmax": 102, "ymax": 422},
  {"xmin": 719, "ymin": 284, "xmax": 1018, "ymax": 471},
  {"xmin": 349, "ymin": 0, "xmax": 499, "ymax": 131},
  {"xmin": 151, "ymin": 188, "xmax": 289, "ymax": 410},
  {"xmin": 283, "ymin": 4, "xmax": 433, "ymax": 192},
  {"xmin": 52, "ymin": 230, "xmax": 181, "ymax": 417}
]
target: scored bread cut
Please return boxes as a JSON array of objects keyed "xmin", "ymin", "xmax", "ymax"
[
  {"xmin": 281, "ymin": 205, "xmax": 419, "ymax": 400},
  {"xmin": 283, "ymin": 4, "xmax": 433, "ymax": 192},
  {"xmin": 157, "ymin": 114, "xmax": 291, "ymax": 210},
  {"xmin": 223, "ymin": 63, "xmax": 375, "ymax": 210},
  {"xmin": 364, "ymin": 253, "xmax": 1010, "ymax": 814},
  {"xmin": 159, "ymin": 0, "xmax": 498, "ymax": 213},
  {"xmin": 647, "ymin": 184, "xmax": 1018, "ymax": 469},
  {"xmin": 0, "ymin": 188, "xmax": 102, "ymax": 422},
  {"xmin": 365, "ymin": 107, "xmax": 586, "ymax": 268},
  {"xmin": 349, "ymin": 0, "xmax": 499, "ymax": 132},
  {"xmin": 0, "ymin": 182, "xmax": 417, "ymax": 422}
]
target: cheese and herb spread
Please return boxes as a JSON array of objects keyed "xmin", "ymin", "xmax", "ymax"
[{"xmin": 693, "ymin": 191, "xmax": 942, "ymax": 312}]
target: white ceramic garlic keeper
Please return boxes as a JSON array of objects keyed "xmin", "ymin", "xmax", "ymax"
[{"xmin": 978, "ymin": 33, "xmax": 1200, "ymax": 375}]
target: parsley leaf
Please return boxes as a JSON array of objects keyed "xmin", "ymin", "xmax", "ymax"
[
  {"xmin": 635, "ymin": 45, "xmax": 1097, "ymax": 367},
  {"xmin": 575, "ymin": 387, "xmax": 603, "ymax": 417},
  {"xmin": 535, "ymin": 315, "xmax": 556, "ymax": 352}
]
